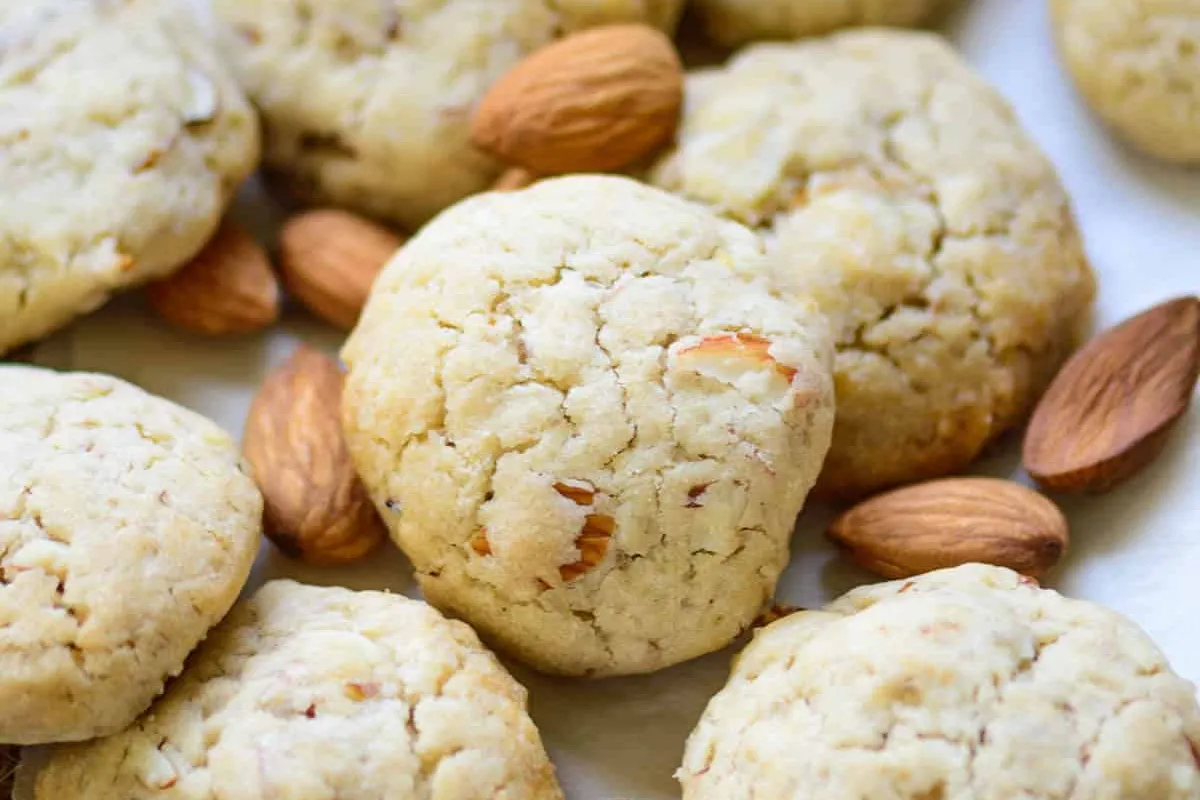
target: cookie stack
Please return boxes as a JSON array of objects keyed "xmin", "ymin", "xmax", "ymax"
[{"xmin": 2, "ymin": 0, "xmax": 1198, "ymax": 798}]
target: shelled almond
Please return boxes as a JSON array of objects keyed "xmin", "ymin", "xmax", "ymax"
[
  {"xmin": 278, "ymin": 209, "xmax": 404, "ymax": 331},
  {"xmin": 146, "ymin": 219, "xmax": 279, "ymax": 335},
  {"xmin": 1024, "ymin": 296, "xmax": 1200, "ymax": 492},
  {"xmin": 242, "ymin": 345, "xmax": 387, "ymax": 565},
  {"xmin": 828, "ymin": 477, "xmax": 1069, "ymax": 579},
  {"xmin": 470, "ymin": 24, "xmax": 683, "ymax": 175}
]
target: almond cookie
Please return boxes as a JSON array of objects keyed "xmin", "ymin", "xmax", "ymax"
[
  {"xmin": 35, "ymin": 580, "xmax": 564, "ymax": 800},
  {"xmin": 1051, "ymin": 0, "xmax": 1200, "ymax": 163},
  {"xmin": 681, "ymin": 564, "xmax": 1200, "ymax": 800},
  {"xmin": 341, "ymin": 175, "xmax": 835, "ymax": 677},
  {"xmin": 0, "ymin": 367, "xmax": 261, "ymax": 744},
  {"xmin": 692, "ymin": 0, "xmax": 957, "ymax": 47},
  {"xmin": 211, "ymin": 0, "xmax": 684, "ymax": 232},
  {"xmin": 651, "ymin": 30, "xmax": 1096, "ymax": 498},
  {"xmin": 0, "ymin": 0, "xmax": 259, "ymax": 356}
]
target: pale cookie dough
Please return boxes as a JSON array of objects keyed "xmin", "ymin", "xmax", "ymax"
[
  {"xmin": 651, "ymin": 30, "xmax": 1096, "ymax": 498},
  {"xmin": 212, "ymin": 0, "xmax": 685, "ymax": 232},
  {"xmin": 342, "ymin": 175, "xmax": 835, "ymax": 677},
  {"xmin": 1051, "ymin": 0, "xmax": 1200, "ymax": 163},
  {"xmin": 0, "ymin": 0, "xmax": 259, "ymax": 356},
  {"xmin": 692, "ymin": 0, "xmax": 957, "ymax": 47},
  {"xmin": 35, "ymin": 580, "xmax": 564, "ymax": 800},
  {"xmin": 680, "ymin": 564, "xmax": 1200, "ymax": 800},
  {"xmin": 0, "ymin": 367, "xmax": 262, "ymax": 745}
]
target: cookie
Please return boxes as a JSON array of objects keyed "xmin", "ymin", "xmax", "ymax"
[
  {"xmin": 341, "ymin": 175, "xmax": 835, "ymax": 677},
  {"xmin": 212, "ymin": 0, "xmax": 685, "ymax": 232},
  {"xmin": 0, "ymin": 0, "xmax": 259, "ymax": 356},
  {"xmin": 0, "ymin": 367, "xmax": 262, "ymax": 744},
  {"xmin": 680, "ymin": 564, "xmax": 1200, "ymax": 800},
  {"xmin": 650, "ymin": 30, "xmax": 1096, "ymax": 498},
  {"xmin": 691, "ymin": 0, "xmax": 956, "ymax": 47},
  {"xmin": 1051, "ymin": 0, "xmax": 1200, "ymax": 163},
  {"xmin": 35, "ymin": 580, "xmax": 564, "ymax": 800}
]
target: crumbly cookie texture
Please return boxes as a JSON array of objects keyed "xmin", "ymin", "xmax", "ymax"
[
  {"xmin": 0, "ymin": 367, "xmax": 262, "ymax": 744},
  {"xmin": 692, "ymin": 0, "xmax": 956, "ymax": 47},
  {"xmin": 35, "ymin": 580, "xmax": 564, "ymax": 800},
  {"xmin": 342, "ymin": 175, "xmax": 835, "ymax": 677},
  {"xmin": 651, "ymin": 30, "xmax": 1096, "ymax": 498},
  {"xmin": 1051, "ymin": 0, "xmax": 1200, "ymax": 163},
  {"xmin": 211, "ymin": 0, "xmax": 684, "ymax": 232},
  {"xmin": 680, "ymin": 564, "xmax": 1200, "ymax": 800},
  {"xmin": 0, "ymin": 0, "xmax": 259, "ymax": 356}
]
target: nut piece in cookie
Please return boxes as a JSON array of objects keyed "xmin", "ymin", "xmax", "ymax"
[
  {"xmin": 0, "ymin": 0, "xmax": 260, "ymax": 356},
  {"xmin": 1051, "ymin": 0, "xmax": 1200, "ymax": 163},
  {"xmin": 341, "ymin": 175, "xmax": 835, "ymax": 677},
  {"xmin": 680, "ymin": 564, "xmax": 1200, "ymax": 800},
  {"xmin": 34, "ymin": 581, "xmax": 564, "ymax": 800},
  {"xmin": 0, "ymin": 367, "xmax": 262, "ymax": 744},
  {"xmin": 651, "ymin": 30, "xmax": 1096, "ymax": 498}
]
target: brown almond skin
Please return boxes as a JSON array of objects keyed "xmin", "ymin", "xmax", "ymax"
[
  {"xmin": 243, "ymin": 345, "xmax": 387, "ymax": 565},
  {"xmin": 828, "ymin": 477, "xmax": 1069, "ymax": 579},
  {"xmin": 492, "ymin": 167, "xmax": 539, "ymax": 192},
  {"xmin": 470, "ymin": 24, "xmax": 683, "ymax": 174},
  {"xmin": 146, "ymin": 219, "xmax": 279, "ymax": 335},
  {"xmin": 1023, "ymin": 296, "xmax": 1200, "ymax": 493},
  {"xmin": 1, "ymin": 745, "xmax": 16, "ymax": 800},
  {"xmin": 278, "ymin": 209, "xmax": 404, "ymax": 331}
]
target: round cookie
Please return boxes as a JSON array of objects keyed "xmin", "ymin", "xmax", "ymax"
[
  {"xmin": 35, "ymin": 580, "xmax": 564, "ymax": 800},
  {"xmin": 0, "ymin": 367, "xmax": 262, "ymax": 744},
  {"xmin": 212, "ymin": 0, "xmax": 684, "ymax": 232},
  {"xmin": 1051, "ymin": 0, "xmax": 1200, "ymax": 163},
  {"xmin": 651, "ymin": 30, "xmax": 1096, "ymax": 498},
  {"xmin": 691, "ymin": 0, "xmax": 957, "ymax": 47},
  {"xmin": 0, "ymin": 0, "xmax": 259, "ymax": 356},
  {"xmin": 680, "ymin": 564, "xmax": 1200, "ymax": 800},
  {"xmin": 342, "ymin": 175, "xmax": 835, "ymax": 677}
]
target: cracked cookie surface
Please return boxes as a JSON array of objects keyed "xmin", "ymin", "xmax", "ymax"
[
  {"xmin": 0, "ymin": 367, "xmax": 262, "ymax": 744},
  {"xmin": 650, "ymin": 30, "xmax": 1096, "ymax": 498},
  {"xmin": 680, "ymin": 564, "xmax": 1200, "ymax": 800},
  {"xmin": 0, "ymin": 0, "xmax": 259, "ymax": 356},
  {"xmin": 211, "ymin": 0, "xmax": 684, "ymax": 232},
  {"xmin": 35, "ymin": 580, "xmax": 564, "ymax": 800},
  {"xmin": 342, "ymin": 175, "xmax": 835, "ymax": 677},
  {"xmin": 691, "ymin": 0, "xmax": 957, "ymax": 47},
  {"xmin": 1051, "ymin": 0, "xmax": 1200, "ymax": 163}
]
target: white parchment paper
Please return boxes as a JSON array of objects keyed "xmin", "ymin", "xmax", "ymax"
[{"xmin": 15, "ymin": 0, "xmax": 1200, "ymax": 797}]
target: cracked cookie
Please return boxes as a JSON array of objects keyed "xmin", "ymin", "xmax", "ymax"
[
  {"xmin": 680, "ymin": 564, "xmax": 1200, "ymax": 800},
  {"xmin": 691, "ymin": 0, "xmax": 958, "ymax": 47},
  {"xmin": 1051, "ymin": 0, "xmax": 1200, "ymax": 163},
  {"xmin": 0, "ymin": 0, "xmax": 259, "ymax": 356},
  {"xmin": 650, "ymin": 30, "xmax": 1096, "ymax": 498},
  {"xmin": 342, "ymin": 175, "xmax": 835, "ymax": 677},
  {"xmin": 35, "ymin": 580, "xmax": 564, "ymax": 800},
  {"xmin": 0, "ymin": 367, "xmax": 262, "ymax": 744},
  {"xmin": 211, "ymin": 0, "xmax": 684, "ymax": 232}
]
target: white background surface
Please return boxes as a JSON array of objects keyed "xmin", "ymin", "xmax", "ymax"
[{"xmin": 18, "ymin": 0, "xmax": 1200, "ymax": 797}]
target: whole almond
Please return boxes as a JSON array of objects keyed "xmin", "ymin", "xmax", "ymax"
[
  {"xmin": 470, "ymin": 24, "xmax": 683, "ymax": 174},
  {"xmin": 828, "ymin": 477, "xmax": 1068, "ymax": 579},
  {"xmin": 279, "ymin": 209, "xmax": 404, "ymax": 331},
  {"xmin": 243, "ymin": 345, "xmax": 387, "ymax": 565},
  {"xmin": 1024, "ymin": 296, "xmax": 1200, "ymax": 492},
  {"xmin": 146, "ymin": 219, "xmax": 279, "ymax": 335}
]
